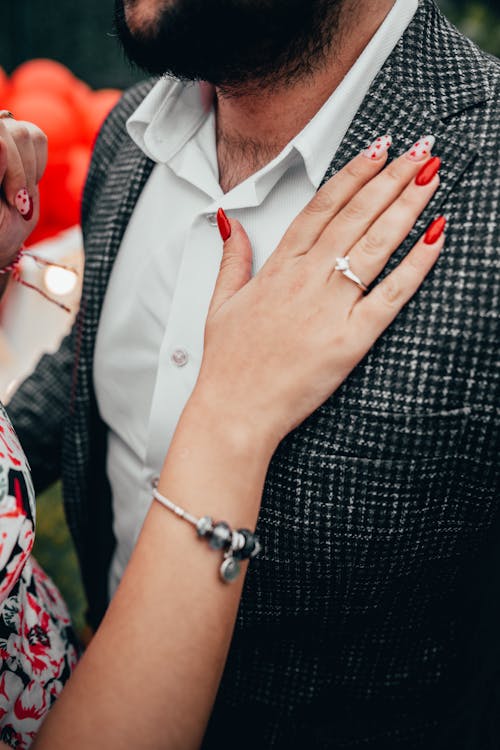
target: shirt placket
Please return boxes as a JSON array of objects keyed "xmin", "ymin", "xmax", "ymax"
[{"xmin": 143, "ymin": 212, "xmax": 223, "ymax": 481}]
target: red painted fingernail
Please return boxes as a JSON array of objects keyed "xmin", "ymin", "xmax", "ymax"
[
  {"xmin": 15, "ymin": 188, "xmax": 34, "ymax": 220},
  {"xmin": 217, "ymin": 207, "xmax": 231, "ymax": 241},
  {"xmin": 415, "ymin": 156, "xmax": 441, "ymax": 186},
  {"xmin": 424, "ymin": 215, "xmax": 446, "ymax": 244},
  {"xmin": 23, "ymin": 196, "xmax": 34, "ymax": 221}
]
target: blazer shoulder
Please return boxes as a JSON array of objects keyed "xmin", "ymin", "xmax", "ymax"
[
  {"xmin": 431, "ymin": 14, "xmax": 500, "ymax": 144},
  {"xmin": 471, "ymin": 43, "xmax": 500, "ymax": 94},
  {"xmin": 454, "ymin": 46, "xmax": 499, "ymax": 147},
  {"xmin": 442, "ymin": 13, "xmax": 500, "ymax": 100},
  {"xmin": 395, "ymin": 1, "xmax": 497, "ymax": 119}
]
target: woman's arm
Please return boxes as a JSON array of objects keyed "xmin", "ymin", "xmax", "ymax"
[
  {"xmin": 33, "ymin": 139, "xmax": 444, "ymax": 750},
  {"xmin": 36, "ymin": 401, "xmax": 272, "ymax": 749}
]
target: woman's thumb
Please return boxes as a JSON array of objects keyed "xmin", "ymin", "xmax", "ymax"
[{"xmin": 209, "ymin": 209, "xmax": 253, "ymax": 314}]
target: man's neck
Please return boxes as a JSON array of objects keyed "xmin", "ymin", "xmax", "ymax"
[{"xmin": 215, "ymin": 0, "xmax": 395, "ymax": 193}]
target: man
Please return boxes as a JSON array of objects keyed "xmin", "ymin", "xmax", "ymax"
[{"xmin": 9, "ymin": 0, "xmax": 499, "ymax": 747}]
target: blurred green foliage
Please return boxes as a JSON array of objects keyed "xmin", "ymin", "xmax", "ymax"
[
  {"xmin": 439, "ymin": 1, "xmax": 500, "ymax": 56},
  {"xmin": 32, "ymin": 482, "xmax": 86, "ymax": 635}
]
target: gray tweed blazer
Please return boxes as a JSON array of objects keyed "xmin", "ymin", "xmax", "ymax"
[{"xmin": 8, "ymin": 1, "xmax": 499, "ymax": 747}]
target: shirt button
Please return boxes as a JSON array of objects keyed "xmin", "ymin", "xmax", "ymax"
[
  {"xmin": 171, "ymin": 348, "xmax": 189, "ymax": 367},
  {"xmin": 206, "ymin": 212, "xmax": 218, "ymax": 226}
]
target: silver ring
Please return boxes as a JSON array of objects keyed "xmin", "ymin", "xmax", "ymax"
[{"xmin": 334, "ymin": 256, "xmax": 368, "ymax": 293}]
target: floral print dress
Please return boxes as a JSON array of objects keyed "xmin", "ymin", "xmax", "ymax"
[{"xmin": 0, "ymin": 403, "xmax": 78, "ymax": 748}]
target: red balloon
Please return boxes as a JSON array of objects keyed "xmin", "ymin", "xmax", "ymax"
[
  {"xmin": 10, "ymin": 59, "xmax": 76, "ymax": 98},
  {"xmin": 25, "ymin": 221, "xmax": 67, "ymax": 247},
  {"xmin": 37, "ymin": 146, "xmax": 91, "ymax": 233},
  {"xmin": 3, "ymin": 60, "xmax": 122, "ymax": 241},
  {"xmin": 0, "ymin": 67, "xmax": 9, "ymax": 101},
  {"xmin": 5, "ymin": 90, "xmax": 85, "ymax": 154},
  {"xmin": 82, "ymin": 89, "xmax": 122, "ymax": 144},
  {"xmin": 66, "ymin": 145, "xmax": 92, "ymax": 209},
  {"xmin": 38, "ymin": 160, "xmax": 73, "ymax": 228},
  {"xmin": 70, "ymin": 79, "xmax": 92, "ymax": 112}
]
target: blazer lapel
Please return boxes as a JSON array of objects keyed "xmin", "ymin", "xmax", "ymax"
[
  {"xmin": 65, "ymin": 101, "xmax": 154, "ymax": 533},
  {"xmin": 320, "ymin": 0, "xmax": 490, "ymax": 264},
  {"xmin": 81, "ymin": 144, "xmax": 155, "ymax": 356},
  {"xmin": 64, "ymin": 99, "xmax": 156, "ymax": 614}
]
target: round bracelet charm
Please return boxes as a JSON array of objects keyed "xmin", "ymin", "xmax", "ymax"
[{"xmin": 220, "ymin": 556, "xmax": 241, "ymax": 583}]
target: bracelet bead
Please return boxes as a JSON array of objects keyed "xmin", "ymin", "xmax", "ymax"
[
  {"xmin": 233, "ymin": 529, "xmax": 258, "ymax": 560},
  {"xmin": 196, "ymin": 515, "xmax": 213, "ymax": 537},
  {"xmin": 209, "ymin": 521, "xmax": 232, "ymax": 550},
  {"xmin": 152, "ymin": 483, "xmax": 261, "ymax": 583}
]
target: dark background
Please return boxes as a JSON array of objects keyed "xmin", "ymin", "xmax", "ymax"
[{"xmin": 1, "ymin": 1, "xmax": 499, "ymax": 89}]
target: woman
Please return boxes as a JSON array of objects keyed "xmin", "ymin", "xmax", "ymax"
[
  {"xmin": 0, "ymin": 114, "xmax": 79, "ymax": 750},
  {"xmin": 0, "ymin": 114, "xmax": 445, "ymax": 748}
]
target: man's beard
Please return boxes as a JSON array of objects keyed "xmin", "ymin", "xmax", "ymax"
[{"xmin": 114, "ymin": 0, "xmax": 343, "ymax": 93}]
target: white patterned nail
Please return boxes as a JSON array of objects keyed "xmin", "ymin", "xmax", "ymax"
[
  {"xmin": 362, "ymin": 134, "xmax": 392, "ymax": 160},
  {"xmin": 15, "ymin": 188, "xmax": 31, "ymax": 215},
  {"xmin": 405, "ymin": 135, "xmax": 436, "ymax": 161}
]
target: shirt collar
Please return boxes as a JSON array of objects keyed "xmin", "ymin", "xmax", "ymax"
[
  {"xmin": 127, "ymin": 0, "xmax": 417, "ymax": 188},
  {"xmin": 127, "ymin": 78, "xmax": 213, "ymax": 164}
]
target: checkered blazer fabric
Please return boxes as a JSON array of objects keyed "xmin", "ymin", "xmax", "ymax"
[{"xmin": 8, "ymin": 1, "xmax": 499, "ymax": 747}]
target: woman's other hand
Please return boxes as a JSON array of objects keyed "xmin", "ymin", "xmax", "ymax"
[
  {"xmin": 195, "ymin": 135, "xmax": 444, "ymax": 453},
  {"xmin": 0, "ymin": 115, "xmax": 47, "ymax": 266}
]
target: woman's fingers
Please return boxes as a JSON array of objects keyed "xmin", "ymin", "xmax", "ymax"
[
  {"xmin": 208, "ymin": 210, "xmax": 253, "ymax": 316},
  {"xmin": 0, "ymin": 119, "xmax": 46, "ymax": 220},
  {"xmin": 0, "ymin": 137, "xmax": 39, "ymax": 264},
  {"xmin": 328, "ymin": 165, "xmax": 441, "ymax": 307},
  {"xmin": 310, "ymin": 135, "xmax": 437, "ymax": 266},
  {"xmin": 348, "ymin": 171, "xmax": 440, "ymax": 283},
  {"xmin": 348, "ymin": 217, "xmax": 446, "ymax": 349},
  {"xmin": 276, "ymin": 134, "xmax": 392, "ymax": 257},
  {"xmin": 0, "ymin": 121, "xmax": 29, "ymax": 213},
  {"xmin": 0, "ymin": 116, "xmax": 44, "ymax": 258},
  {"xmin": 13, "ymin": 127, "xmax": 37, "ymax": 198},
  {"xmin": 23, "ymin": 122, "xmax": 48, "ymax": 184},
  {"xmin": 0, "ymin": 139, "xmax": 7, "ymax": 188}
]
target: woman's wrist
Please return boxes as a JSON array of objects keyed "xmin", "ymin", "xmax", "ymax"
[
  {"xmin": 0, "ymin": 245, "xmax": 23, "ymax": 272},
  {"xmin": 0, "ymin": 274, "xmax": 9, "ymax": 298},
  {"xmin": 157, "ymin": 389, "xmax": 276, "ymax": 533},
  {"xmin": 184, "ymin": 383, "xmax": 280, "ymax": 466},
  {"xmin": 0, "ymin": 247, "xmax": 21, "ymax": 299}
]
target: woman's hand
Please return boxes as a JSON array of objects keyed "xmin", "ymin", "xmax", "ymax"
[
  {"xmin": 195, "ymin": 136, "xmax": 444, "ymax": 453},
  {"xmin": 31, "ymin": 136, "xmax": 444, "ymax": 750},
  {"xmin": 0, "ymin": 115, "xmax": 47, "ymax": 267}
]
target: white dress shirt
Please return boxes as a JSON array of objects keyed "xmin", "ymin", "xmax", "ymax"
[{"xmin": 93, "ymin": 0, "xmax": 418, "ymax": 596}]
